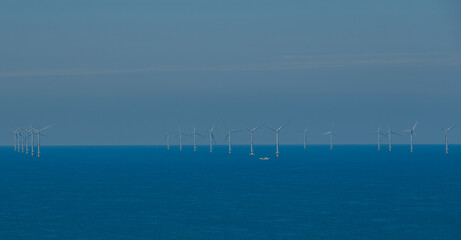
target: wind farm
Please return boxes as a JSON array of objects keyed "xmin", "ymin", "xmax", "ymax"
[
  {"xmin": 2, "ymin": 1, "xmax": 460, "ymax": 239},
  {"xmin": 151, "ymin": 120, "xmax": 459, "ymax": 156},
  {"xmin": 12, "ymin": 125, "xmax": 53, "ymax": 157}
]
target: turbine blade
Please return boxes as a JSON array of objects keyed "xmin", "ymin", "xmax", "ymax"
[
  {"xmin": 412, "ymin": 121, "xmax": 418, "ymax": 131},
  {"xmin": 447, "ymin": 125, "xmax": 456, "ymax": 132},
  {"xmin": 211, "ymin": 133, "xmax": 216, "ymax": 144},
  {"xmin": 40, "ymin": 124, "xmax": 55, "ymax": 132},
  {"xmin": 254, "ymin": 122, "xmax": 265, "ymax": 131},
  {"xmin": 278, "ymin": 122, "xmax": 288, "ymax": 131}
]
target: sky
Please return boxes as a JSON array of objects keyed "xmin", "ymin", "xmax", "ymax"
[{"xmin": 1, "ymin": 0, "xmax": 460, "ymax": 146}]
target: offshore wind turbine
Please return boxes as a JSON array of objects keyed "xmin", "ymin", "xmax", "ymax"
[
  {"xmin": 35, "ymin": 125, "xmax": 53, "ymax": 157},
  {"xmin": 191, "ymin": 126, "xmax": 204, "ymax": 152},
  {"xmin": 244, "ymin": 122, "xmax": 264, "ymax": 155},
  {"xmin": 200, "ymin": 125, "xmax": 216, "ymax": 152},
  {"xmin": 30, "ymin": 128, "xmax": 36, "ymax": 156},
  {"xmin": 25, "ymin": 129, "xmax": 31, "ymax": 154},
  {"xmin": 303, "ymin": 128, "xmax": 309, "ymax": 149},
  {"xmin": 265, "ymin": 122, "xmax": 288, "ymax": 157},
  {"xmin": 224, "ymin": 123, "xmax": 241, "ymax": 154},
  {"xmin": 16, "ymin": 129, "xmax": 21, "ymax": 152},
  {"xmin": 375, "ymin": 123, "xmax": 386, "ymax": 151},
  {"xmin": 192, "ymin": 126, "xmax": 198, "ymax": 152},
  {"xmin": 323, "ymin": 123, "xmax": 335, "ymax": 150},
  {"xmin": 385, "ymin": 125, "xmax": 400, "ymax": 151},
  {"xmin": 403, "ymin": 121, "xmax": 418, "ymax": 152},
  {"xmin": 13, "ymin": 129, "xmax": 19, "ymax": 151},
  {"xmin": 176, "ymin": 127, "xmax": 189, "ymax": 151},
  {"xmin": 20, "ymin": 129, "xmax": 24, "ymax": 153},
  {"xmin": 436, "ymin": 123, "xmax": 456, "ymax": 154}
]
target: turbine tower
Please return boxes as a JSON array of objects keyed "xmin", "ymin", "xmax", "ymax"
[
  {"xmin": 20, "ymin": 129, "xmax": 25, "ymax": 153},
  {"xmin": 436, "ymin": 123, "xmax": 456, "ymax": 154},
  {"xmin": 36, "ymin": 125, "xmax": 54, "ymax": 157},
  {"xmin": 163, "ymin": 130, "xmax": 171, "ymax": 151},
  {"xmin": 403, "ymin": 121, "xmax": 418, "ymax": 152},
  {"xmin": 200, "ymin": 125, "xmax": 216, "ymax": 152},
  {"xmin": 25, "ymin": 129, "xmax": 30, "ymax": 154},
  {"xmin": 323, "ymin": 123, "xmax": 335, "ymax": 150},
  {"xmin": 375, "ymin": 123, "xmax": 385, "ymax": 151},
  {"xmin": 30, "ymin": 128, "xmax": 35, "ymax": 156},
  {"xmin": 265, "ymin": 122, "xmax": 288, "ymax": 157},
  {"xmin": 176, "ymin": 127, "xmax": 189, "ymax": 151},
  {"xmin": 224, "ymin": 123, "xmax": 241, "ymax": 154},
  {"xmin": 13, "ymin": 129, "xmax": 19, "ymax": 151},
  {"xmin": 385, "ymin": 126, "xmax": 400, "ymax": 151},
  {"xmin": 303, "ymin": 128, "xmax": 309, "ymax": 149},
  {"xmin": 244, "ymin": 122, "xmax": 263, "ymax": 155},
  {"xmin": 192, "ymin": 126, "xmax": 198, "ymax": 152},
  {"xmin": 16, "ymin": 129, "xmax": 21, "ymax": 152}
]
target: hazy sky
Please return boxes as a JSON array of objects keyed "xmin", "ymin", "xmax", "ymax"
[{"xmin": 1, "ymin": 0, "xmax": 460, "ymax": 145}]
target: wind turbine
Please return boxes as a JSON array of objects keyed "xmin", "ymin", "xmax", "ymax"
[
  {"xmin": 20, "ymin": 129, "xmax": 24, "ymax": 153},
  {"xmin": 25, "ymin": 128, "xmax": 31, "ymax": 154},
  {"xmin": 16, "ymin": 129, "xmax": 21, "ymax": 152},
  {"xmin": 303, "ymin": 128, "xmax": 309, "ymax": 149},
  {"xmin": 191, "ymin": 126, "xmax": 204, "ymax": 152},
  {"xmin": 385, "ymin": 125, "xmax": 400, "ymax": 151},
  {"xmin": 13, "ymin": 129, "xmax": 19, "ymax": 152},
  {"xmin": 436, "ymin": 123, "xmax": 456, "ymax": 154},
  {"xmin": 244, "ymin": 122, "xmax": 264, "ymax": 155},
  {"xmin": 403, "ymin": 121, "xmax": 418, "ymax": 152},
  {"xmin": 224, "ymin": 123, "xmax": 242, "ymax": 154},
  {"xmin": 176, "ymin": 127, "xmax": 189, "ymax": 151},
  {"xmin": 323, "ymin": 123, "xmax": 335, "ymax": 150},
  {"xmin": 265, "ymin": 122, "xmax": 288, "ymax": 157},
  {"xmin": 35, "ymin": 125, "xmax": 53, "ymax": 157},
  {"xmin": 375, "ymin": 123, "xmax": 386, "ymax": 151},
  {"xmin": 200, "ymin": 125, "xmax": 216, "ymax": 152},
  {"xmin": 30, "ymin": 127, "xmax": 36, "ymax": 156}
]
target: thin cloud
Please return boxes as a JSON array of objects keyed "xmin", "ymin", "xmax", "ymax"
[{"xmin": 1, "ymin": 52, "xmax": 460, "ymax": 78}]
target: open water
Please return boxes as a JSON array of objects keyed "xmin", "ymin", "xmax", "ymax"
[{"xmin": 0, "ymin": 145, "xmax": 460, "ymax": 239}]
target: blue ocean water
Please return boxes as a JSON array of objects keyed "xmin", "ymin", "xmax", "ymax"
[{"xmin": 0, "ymin": 145, "xmax": 460, "ymax": 239}]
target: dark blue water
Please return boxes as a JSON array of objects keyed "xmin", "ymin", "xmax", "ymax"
[{"xmin": 1, "ymin": 145, "xmax": 460, "ymax": 239}]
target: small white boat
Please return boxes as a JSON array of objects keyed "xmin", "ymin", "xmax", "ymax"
[{"xmin": 259, "ymin": 157, "xmax": 270, "ymax": 160}]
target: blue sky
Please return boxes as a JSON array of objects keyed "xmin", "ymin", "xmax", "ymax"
[{"xmin": 1, "ymin": 0, "xmax": 460, "ymax": 145}]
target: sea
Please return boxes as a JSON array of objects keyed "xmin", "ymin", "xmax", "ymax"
[{"xmin": 0, "ymin": 145, "xmax": 460, "ymax": 239}]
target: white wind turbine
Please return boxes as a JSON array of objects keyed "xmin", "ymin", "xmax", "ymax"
[
  {"xmin": 35, "ymin": 125, "xmax": 53, "ymax": 157},
  {"xmin": 436, "ymin": 123, "xmax": 456, "ymax": 154},
  {"xmin": 200, "ymin": 125, "xmax": 216, "ymax": 152},
  {"xmin": 20, "ymin": 129, "xmax": 25, "ymax": 153},
  {"xmin": 385, "ymin": 125, "xmax": 400, "ymax": 151},
  {"xmin": 244, "ymin": 122, "xmax": 264, "ymax": 155},
  {"xmin": 16, "ymin": 129, "xmax": 21, "ymax": 152},
  {"xmin": 13, "ymin": 129, "xmax": 19, "ymax": 152},
  {"xmin": 265, "ymin": 122, "xmax": 288, "ymax": 157},
  {"xmin": 191, "ymin": 126, "xmax": 204, "ymax": 152},
  {"xmin": 375, "ymin": 123, "xmax": 386, "ymax": 151},
  {"xmin": 176, "ymin": 127, "xmax": 189, "ymax": 151},
  {"xmin": 303, "ymin": 128, "xmax": 309, "ymax": 149},
  {"xmin": 30, "ymin": 127, "xmax": 36, "ymax": 156},
  {"xmin": 403, "ymin": 121, "xmax": 418, "ymax": 152},
  {"xmin": 224, "ymin": 123, "xmax": 242, "ymax": 154},
  {"xmin": 25, "ymin": 128, "xmax": 32, "ymax": 154},
  {"xmin": 323, "ymin": 123, "xmax": 335, "ymax": 150},
  {"xmin": 163, "ymin": 130, "xmax": 172, "ymax": 151}
]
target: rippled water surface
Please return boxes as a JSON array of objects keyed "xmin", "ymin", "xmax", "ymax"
[{"xmin": 1, "ymin": 145, "xmax": 460, "ymax": 239}]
